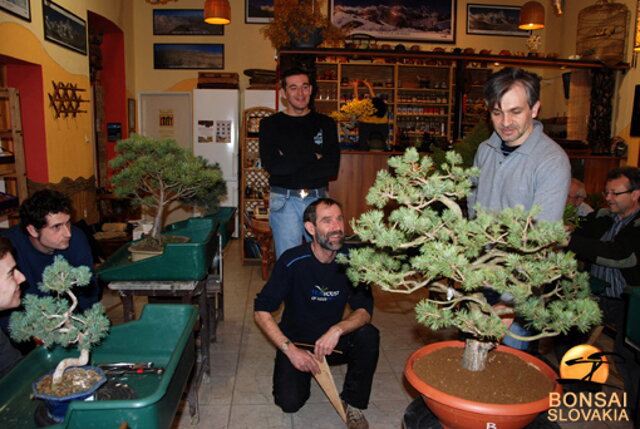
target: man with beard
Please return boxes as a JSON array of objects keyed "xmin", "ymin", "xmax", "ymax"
[
  {"xmin": 254, "ymin": 198, "xmax": 378, "ymax": 429},
  {"xmin": 0, "ymin": 190, "xmax": 100, "ymax": 341},
  {"xmin": 468, "ymin": 67, "xmax": 571, "ymax": 351}
]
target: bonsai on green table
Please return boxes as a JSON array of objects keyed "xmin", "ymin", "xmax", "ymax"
[
  {"xmin": 9, "ymin": 256, "xmax": 110, "ymax": 423},
  {"xmin": 342, "ymin": 149, "xmax": 602, "ymax": 429},
  {"xmin": 110, "ymin": 134, "xmax": 226, "ymax": 260}
]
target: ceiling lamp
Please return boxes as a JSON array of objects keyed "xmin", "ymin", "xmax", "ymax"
[
  {"xmin": 204, "ymin": 0, "xmax": 231, "ymax": 25},
  {"xmin": 518, "ymin": 1, "xmax": 545, "ymax": 30}
]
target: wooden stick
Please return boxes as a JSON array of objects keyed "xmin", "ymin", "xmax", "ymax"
[
  {"xmin": 293, "ymin": 342, "xmax": 343, "ymax": 354},
  {"xmin": 312, "ymin": 356, "xmax": 347, "ymax": 423}
]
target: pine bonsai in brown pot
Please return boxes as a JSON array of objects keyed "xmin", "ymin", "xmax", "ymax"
[{"xmin": 341, "ymin": 149, "xmax": 602, "ymax": 429}]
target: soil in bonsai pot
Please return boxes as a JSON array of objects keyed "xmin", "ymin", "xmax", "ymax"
[
  {"xmin": 413, "ymin": 347, "xmax": 554, "ymax": 404},
  {"xmin": 36, "ymin": 368, "xmax": 104, "ymax": 397}
]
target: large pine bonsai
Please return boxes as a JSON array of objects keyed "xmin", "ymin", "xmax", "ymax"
[
  {"xmin": 342, "ymin": 149, "xmax": 601, "ymax": 371},
  {"xmin": 10, "ymin": 256, "xmax": 110, "ymax": 386},
  {"xmin": 110, "ymin": 135, "xmax": 227, "ymax": 241}
]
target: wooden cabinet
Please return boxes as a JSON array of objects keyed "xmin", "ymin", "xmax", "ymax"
[
  {"xmin": 0, "ymin": 88, "xmax": 27, "ymax": 225},
  {"xmin": 239, "ymin": 106, "xmax": 275, "ymax": 263},
  {"xmin": 313, "ymin": 59, "xmax": 454, "ymax": 148}
]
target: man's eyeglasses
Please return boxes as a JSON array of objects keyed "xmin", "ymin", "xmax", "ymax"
[{"xmin": 602, "ymin": 189, "xmax": 636, "ymax": 197}]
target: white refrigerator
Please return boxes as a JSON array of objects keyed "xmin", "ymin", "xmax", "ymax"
[{"xmin": 193, "ymin": 89, "xmax": 239, "ymax": 236}]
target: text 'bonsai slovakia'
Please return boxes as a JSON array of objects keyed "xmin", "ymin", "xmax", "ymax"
[
  {"xmin": 342, "ymin": 149, "xmax": 601, "ymax": 371},
  {"xmin": 110, "ymin": 135, "xmax": 227, "ymax": 241},
  {"xmin": 10, "ymin": 256, "xmax": 110, "ymax": 385}
]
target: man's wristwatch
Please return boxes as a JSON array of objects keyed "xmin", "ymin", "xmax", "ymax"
[{"xmin": 280, "ymin": 340, "xmax": 291, "ymax": 352}]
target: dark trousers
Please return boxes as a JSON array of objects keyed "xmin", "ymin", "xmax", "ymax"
[{"xmin": 273, "ymin": 324, "xmax": 379, "ymax": 412}]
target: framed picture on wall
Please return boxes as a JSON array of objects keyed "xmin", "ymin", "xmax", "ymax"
[
  {"xmin": 466, "ymin": 4, "xmax": 530, "ymax": 37},
  {"xmin": 153, "ymin": 9, "xmax": 224, "ymax": 35},
  {"xmin": 153, "ymin": 44, "xmax": 224, "ymax": 70},
  {"xmin": 42, "ymin": 0, "xmax": 87, "ymax": 54},
  {"xmin": 0, "ymin": 0, "xmax": 31, "ymax": 22},
  {"xmin": 246, "ymin": 0, "xmax": 273, "ymax": 24},
  {"xmin": 330, "ymin": 0, "xmax": 456, "ymax": 43}
]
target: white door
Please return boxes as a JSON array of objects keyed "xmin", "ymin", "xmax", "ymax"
[{"xmin": 139, "ymin": 92, "xmax": 192, "ymax": 151}]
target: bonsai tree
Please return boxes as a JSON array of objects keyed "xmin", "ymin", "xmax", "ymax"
[
  {"xmin": 9, "ymin": 256, "xmax": 110, "ymax": 386},
  {"xmin": 110, "ymin": 134, "xmax": 227, "ymax": 241},
  {"xmin": 342, "ymin": 149, "xmax": 601, "ymax": 371}
]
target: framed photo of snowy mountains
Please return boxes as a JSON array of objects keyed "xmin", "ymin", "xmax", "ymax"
[
  {"xmin": 466, "ymin": 4, "xmax": 530, "ymax": 37},
  {"xmin": 330, "ymin": 0, "xmax": 456, "ymax": 43}
]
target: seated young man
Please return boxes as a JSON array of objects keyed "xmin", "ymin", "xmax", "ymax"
[
  {"xmin": 0, "ymin": 190, "xmax": 100, "ymax": 337},
  {"xmin": 0, "ymin": 237, "xmax": 26, "ymax": 377}
]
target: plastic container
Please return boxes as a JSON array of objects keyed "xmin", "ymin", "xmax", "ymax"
[
  {"xmin": 96, "ymin": 217, "xmax": 218, "ymax": 281},
  {"xmin": 0, "ymin": 304, "xmax": 197, "ymax": 429}
]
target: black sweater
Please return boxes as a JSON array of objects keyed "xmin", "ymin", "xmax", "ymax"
[
  {"xmin": 567, "ymin": 208, "xmax": 640, "ymax": 289},
  {"xmin": 254, "ymin": 243, "xmax": 373, "ymax": 344},
  {"xmin": 259, "ymin": 111, "xmax": 340, "ymax": 189}
]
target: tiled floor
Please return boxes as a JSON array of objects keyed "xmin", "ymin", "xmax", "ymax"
[{"xmin": 102, "ymin": 240, "xmax": 634, "ymax": 429}]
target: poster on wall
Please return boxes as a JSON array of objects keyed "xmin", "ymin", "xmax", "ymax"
[
  {"xmin": 0, "ymin": 0, "xmax": 31, "ymax": 21},
  {"xmin": 246, "ymin": 0, "xmax": 273, "ymax": 24},
  {"xmin": 197, "ymin": 120, "xmax": 214, "ymax": 143},
  {"xmin": 42, "ymin": 0, "xmax": 87, "ymax": 55},
  {"xmin": 158, "ymin": 109, "xmax": 175, "ymax": 138},
  {"xmin": 153, "ymin": 44, "xmax": 224, "ymax": 70},
  {"xmin": 215, "ymin": 120, "xmax": 231, "ymax": 143},
  {"xmin": 330, "ymin": 0, "xmax": 456, "ymax": 43},
  {"xmin": 153, "ymin": 9, "xmax": 224, "ymax": 35},
  {"xmin": 466, "ymin": 4, "xmax": 530, "ymax": 37}
]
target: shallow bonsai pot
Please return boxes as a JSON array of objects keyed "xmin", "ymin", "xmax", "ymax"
[
  {"xmin": 404, "ymin": 340, "xmax": 561, "ymax": 429},
  {"xmin": 33, "ymin": 365, "xmax": 107, "ymax": 423}
]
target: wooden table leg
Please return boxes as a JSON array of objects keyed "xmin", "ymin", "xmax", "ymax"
[{"xmin": 119, "ymin": 291, "xmax": 135, "ymax": 322}]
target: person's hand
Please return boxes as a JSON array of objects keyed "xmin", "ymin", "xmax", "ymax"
[
  {"xmin": 314, "ymin": 326, "xmax": 341, "ymax": 360},
  {"xmin": 286, "ymin": 345, "xmax": 321, "ymax": 374},
  {"xmin": 315, "ymin": 153, "xmax": 323, "ymax": 160}
]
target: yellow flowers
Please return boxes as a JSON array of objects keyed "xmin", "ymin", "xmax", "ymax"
[{"xmin": 330, "ymin": 98, "xmax": 376, "ymax": 125}]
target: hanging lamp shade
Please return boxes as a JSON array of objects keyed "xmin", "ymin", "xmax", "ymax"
[
  {"xmin": 204, "ymin": 0, "xmax": 231, "ymax": 25},
  {"xmin": 518, "ymin": 1, "xmax": 545, "ymax": 30}
]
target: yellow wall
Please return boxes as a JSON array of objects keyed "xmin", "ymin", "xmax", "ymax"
[
  {"xmin": 0, "ymin": 0, "xmax": 133, "ymax": 182},
  {"xmin": 1, "ymin": 0, "xmax": 639, "ymax": 183}
]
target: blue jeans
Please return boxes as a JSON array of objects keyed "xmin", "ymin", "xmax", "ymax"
[{"xmin": 269, "ymin": 189, "xmax": 325, "ymax": 259}]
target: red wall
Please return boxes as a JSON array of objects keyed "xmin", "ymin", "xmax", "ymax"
[{"xmin": 6, "ymin": 62, "xmax": 48, "ymax": 183}]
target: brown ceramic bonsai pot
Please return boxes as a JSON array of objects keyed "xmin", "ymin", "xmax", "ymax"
[{"xmin": 404, "ymin": 340, "xmax": 562, "ymax": 429}]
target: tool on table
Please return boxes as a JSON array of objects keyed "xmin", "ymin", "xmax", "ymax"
[
  {"xmin": 313, "ymin": 356, "xmax": 347, "ymax": 423},
  {"xmin": 98, "ymin": 362, "xmax": 165, "ymax": 376}
]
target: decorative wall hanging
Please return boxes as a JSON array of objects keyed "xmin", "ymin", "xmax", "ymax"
[
  {"xmin": 48, "ymin": 81, "xmax": 89, "ymax": 118},
  {"xmin": 576, "ymin": 0, "xmax": 629, "ymax": 66},
  {"xmin": 0, "ymin": 0, "xmax": 31, "ymax": 21},
  {"xmin": 42, "ymin": 0, "xmax": 87, "ymax": 55}
]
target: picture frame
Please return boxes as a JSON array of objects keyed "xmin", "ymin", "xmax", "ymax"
[
  {"xmin": 330, "ymin": 0, "xmax": 456, "ymax": 44},
  {"xmin": 42, "ymin": 0, "xmax": 87, "ymax": 55},
  {"xmin": 0, "ymin": 0, "xmax": 31, "ymax": 22},
  {"xmin": 153, "ymin": 9, "xmax": 224, "ymax": 35},
  {"xmin": 153, "ymin": 44, "xmax": 224, "ymax": 70},
  {"xmin": 466, "ymin": 4, "xmax": 531, "ymax": 37},
  {"xmin": 245, "ymin": 0, "xmax": 273, "ymax": 24},
  {"xmin": 128, "ymin": 98, "xmax": 136, "ymax": 131}
]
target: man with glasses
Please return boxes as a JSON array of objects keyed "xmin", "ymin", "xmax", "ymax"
[
  {"xmin": 567, "ymin": 166, "xmax": 640, "ymax": 413},
  {"xmin": 260, "ymin": 67, "xmax": 340, "ymax": 259}
]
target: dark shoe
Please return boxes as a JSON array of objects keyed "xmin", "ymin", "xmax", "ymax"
[{"xmin": 343, "ymin": 401, "xmax": 369, "ymax": 429}]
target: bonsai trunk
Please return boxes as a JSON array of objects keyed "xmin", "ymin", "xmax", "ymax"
[
  {"xmin": 52, "ymin": 348, "xmax": 89, "ymax": 385},
  {"xmin": 151, "ymin": 206, "xmax": 164, "ymax": 240},
  {"xmin": 461, "ymin": 339, "xmax": 495, "ymax": 372}
]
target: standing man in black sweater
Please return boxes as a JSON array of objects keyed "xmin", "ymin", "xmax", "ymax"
[{"xmin": 259, "ymin": 67, "xmax": 340, "ymax": 259}]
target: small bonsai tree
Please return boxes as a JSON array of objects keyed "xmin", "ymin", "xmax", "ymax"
[
  {"xmin": 110, "ymin": 135, "xmax": 227, "ymax": 241},
  {"xmin": 9, "ymin": 256, "xmax": 110, "ymax": 386},
  {"xmin": 342, "ymin": 149, "xmax": 601, "ymax": 371}
]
